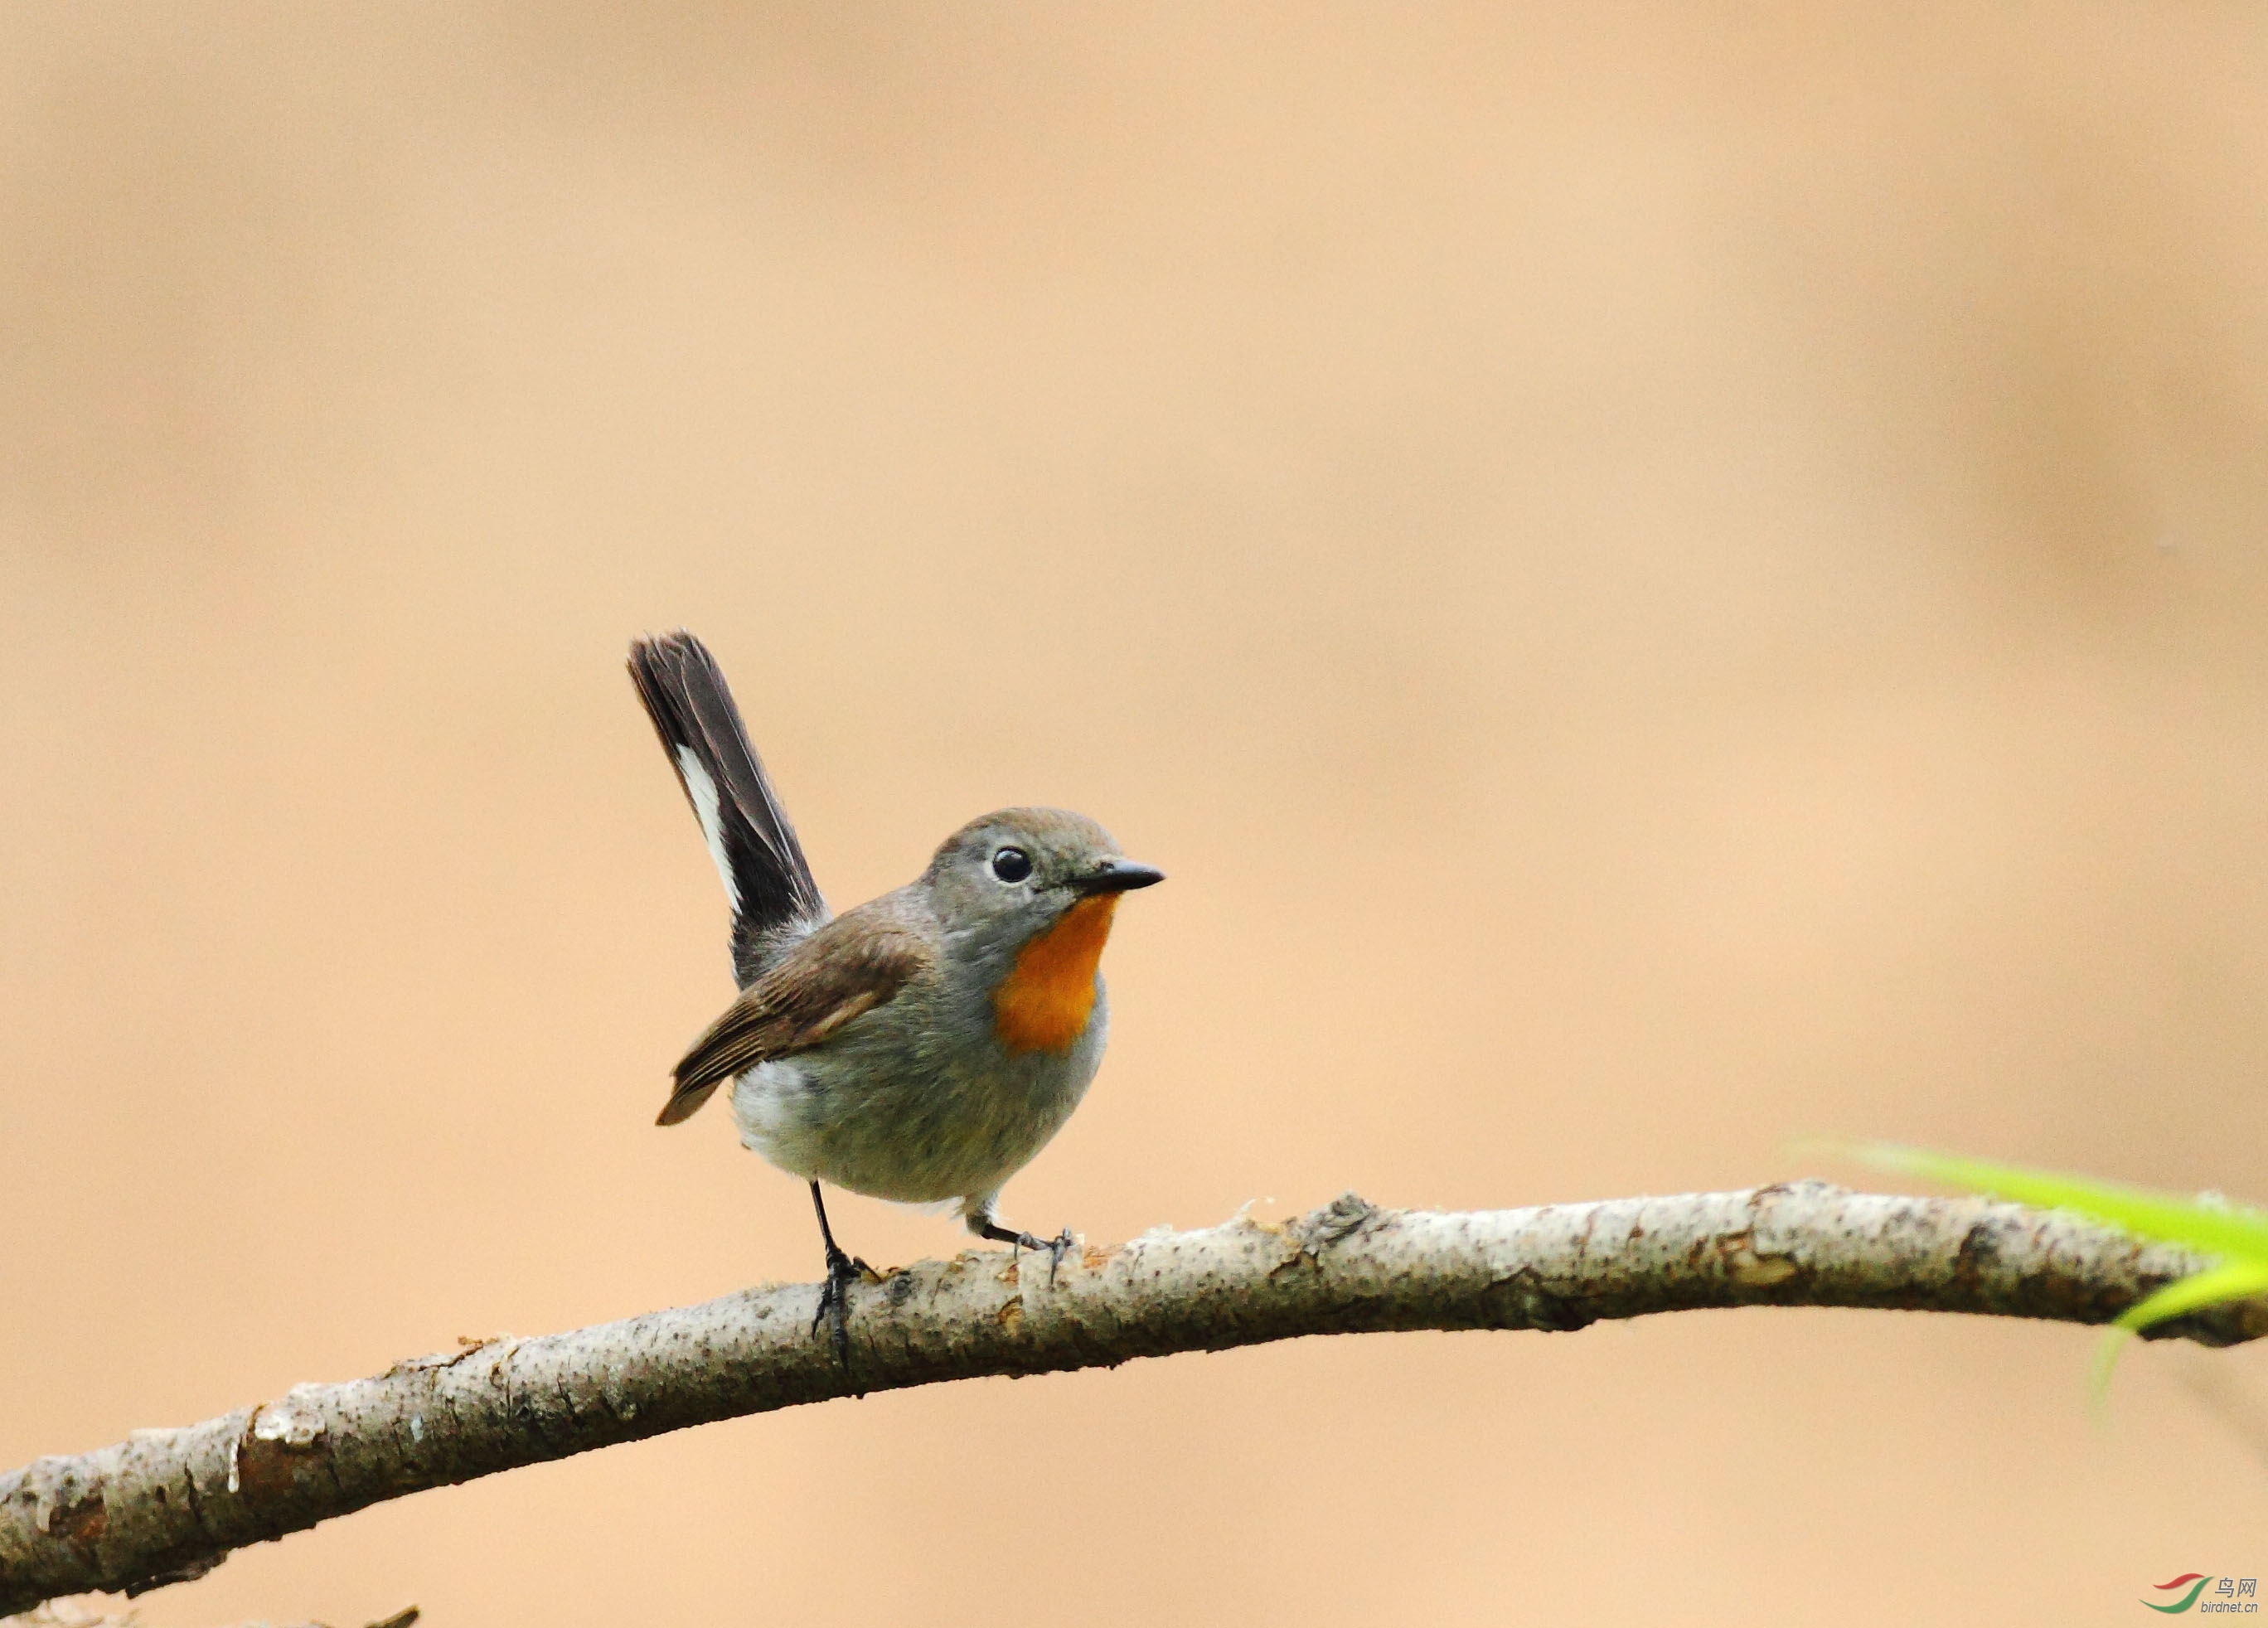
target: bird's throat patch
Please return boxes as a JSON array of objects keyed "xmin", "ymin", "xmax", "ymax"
[{"xmin": 992, "ymin": 895, "xmax": 1120, "ymax": 1055}]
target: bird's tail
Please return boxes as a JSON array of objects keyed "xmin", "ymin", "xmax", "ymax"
[{"xmin": 628, "ymin": 631, "xmax": 827, "ymax": 986}]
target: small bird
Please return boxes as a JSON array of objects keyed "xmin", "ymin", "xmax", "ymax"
[{"xmin": 628, "ymin": 631, "xmax": 1162, "ymax": 1362}]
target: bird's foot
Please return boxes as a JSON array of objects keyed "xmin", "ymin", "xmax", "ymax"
[
  {"xmin": 991, "ymin": 1223, "xmax": 1076, "ymax": 1286},
  {"xmin": 812, "ymin": 1242, "xmax": 874, "ymax": 1370}
]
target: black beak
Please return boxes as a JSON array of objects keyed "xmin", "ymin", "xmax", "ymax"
[{"xmin": 1067, "ymin": 858, "xmax": 1166, "ymax": 895}]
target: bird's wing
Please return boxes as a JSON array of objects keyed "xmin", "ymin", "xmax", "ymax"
[
  {"xmin": 628, "ymin": 631, "xmax": 828, "ymax": 986},
  {"xmin": 657, "ymin": 908, "xmax": 930, "ymax": 1126}
]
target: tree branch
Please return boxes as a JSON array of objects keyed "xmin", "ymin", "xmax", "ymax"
[{"xmin": 5, "ymin": 1181, "xmax": 2261, "ymax": 1615}]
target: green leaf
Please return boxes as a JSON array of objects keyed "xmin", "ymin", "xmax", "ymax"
[
  {"xmin": 2115, "ymin": 1260, "xmax": 2268, "ymax": 1334},
  {"xmin": 1829, "ymin": 1141, "xmax": 2268, "ymax": 1265},
  {"xmin": 1818, "ymin": 1139, "xmax": 2268, "ymax": 1410},
  {"xmin": 2090, "ymin": 1262, "xmax": 2268, "ymax": 1413}
]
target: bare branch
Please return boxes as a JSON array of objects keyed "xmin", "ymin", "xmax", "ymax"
[
  {"xmin": 1, "ymin": 1601, "xmax": 416, "ymax": 1628},
  {"xmin": 4, "ymin": 1182, "xmax": 2261, "ymax": 1616}
]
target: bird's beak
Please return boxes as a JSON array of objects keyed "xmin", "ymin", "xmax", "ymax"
[{"xmin": 1067, "ymin": 858, "xmax": 1166, "ymax": 895}]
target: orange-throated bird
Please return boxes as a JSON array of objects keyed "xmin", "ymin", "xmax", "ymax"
[{"xmin": 628, "ymin": 632, "xmax": 1162, "ymax": 1362}]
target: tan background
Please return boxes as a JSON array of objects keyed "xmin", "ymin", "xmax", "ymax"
[{"xmin": 6, "ymin": 5, "xmax": 2268, "ymax": 1624}]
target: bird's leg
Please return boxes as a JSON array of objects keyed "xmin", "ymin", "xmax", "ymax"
[
  {"xmin": 975, "ymin": 1214, "xmax": 1077, "ymax": 1287},
  {"xmin": 808, "ymin": 1180, "xmax": 871, "ymax": 1370}
]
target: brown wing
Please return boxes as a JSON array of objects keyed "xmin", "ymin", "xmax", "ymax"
[{"xmin": 657, "ymin": 908, "xmax": 930, "ymax": 1126}]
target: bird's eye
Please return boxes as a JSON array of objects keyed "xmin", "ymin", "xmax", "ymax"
[{"xmin": 990, "ymin": 845, "xmax": 1033, "ymax": 884}]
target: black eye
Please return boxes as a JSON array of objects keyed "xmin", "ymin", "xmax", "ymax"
[{"xmin": 990, "ymin": 845, "xmax": 1033, "ymax": 884}]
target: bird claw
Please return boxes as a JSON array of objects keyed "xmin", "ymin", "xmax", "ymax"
[
  {"xmin": 812, "ymin": 1243, "xmax": 873, "ymax": 1370},
  {"xmin": 1010, "ymin": 1226, "xmax": 1077, "ymax": 1287}
]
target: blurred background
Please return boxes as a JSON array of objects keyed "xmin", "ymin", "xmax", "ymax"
[{"xmin": 5, "ymin": 4, "xmax": 2267, "ymax": 1623}]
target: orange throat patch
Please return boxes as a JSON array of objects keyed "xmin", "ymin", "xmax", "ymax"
[{"xmin": 992, "ymin": 894, "xmax": 1121, "ymax": 1055}]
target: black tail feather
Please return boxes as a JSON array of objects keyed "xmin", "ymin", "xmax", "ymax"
[{"xmin": 628, "ymin": 632, "xmax": 826, "ymax": 985}]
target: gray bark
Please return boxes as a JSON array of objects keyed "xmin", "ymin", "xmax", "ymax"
[
  {"xmin": 4, "ymin": 1182, "xmax": 2261, "ymax": 1616},
  {"xmin": 2, "ymin": 1601, "xmax": 418, "ymax": 1628}
]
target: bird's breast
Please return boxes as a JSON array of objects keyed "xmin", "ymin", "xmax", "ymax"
[{"xmin": 991, "ymin": 894, "xmax": 1120, "ymax": 1054}]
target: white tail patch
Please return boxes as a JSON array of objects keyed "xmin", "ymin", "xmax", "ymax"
[{"xmin": 675, "ymin": 745, "xmax": 740, "ymax": 908}]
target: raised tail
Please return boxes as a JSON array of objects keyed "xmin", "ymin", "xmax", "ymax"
[{"xmin": 628, "ymin": 631, "xmax": 827, "ymax": 986}]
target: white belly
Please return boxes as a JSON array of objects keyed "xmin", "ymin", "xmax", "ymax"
[
  {"xmin": 723, "ymin": 1004, "xmax": 1107, "ymax": 1209},
  {"xmin": 727, "ymin": 1059, "xmax": 826, "ymax": 1178}
]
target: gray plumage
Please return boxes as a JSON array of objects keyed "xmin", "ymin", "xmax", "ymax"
[
  {"xmin": 711, "ymin": 810, "xmax": 1123, "ymax": 1228},
  {"xmin": 628, "ymin": 633, "xmax": 1161, "ymax": 1238}
]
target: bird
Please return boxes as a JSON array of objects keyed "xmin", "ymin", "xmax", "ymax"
[{"xmin": 627, "ymin": 630, "xmax": 1162, "ymax": 1364}]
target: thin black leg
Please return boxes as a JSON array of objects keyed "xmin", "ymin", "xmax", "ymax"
[{"xmin": 809, "ymin": 1180, "xmax": 871, "ymax": 1371}]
